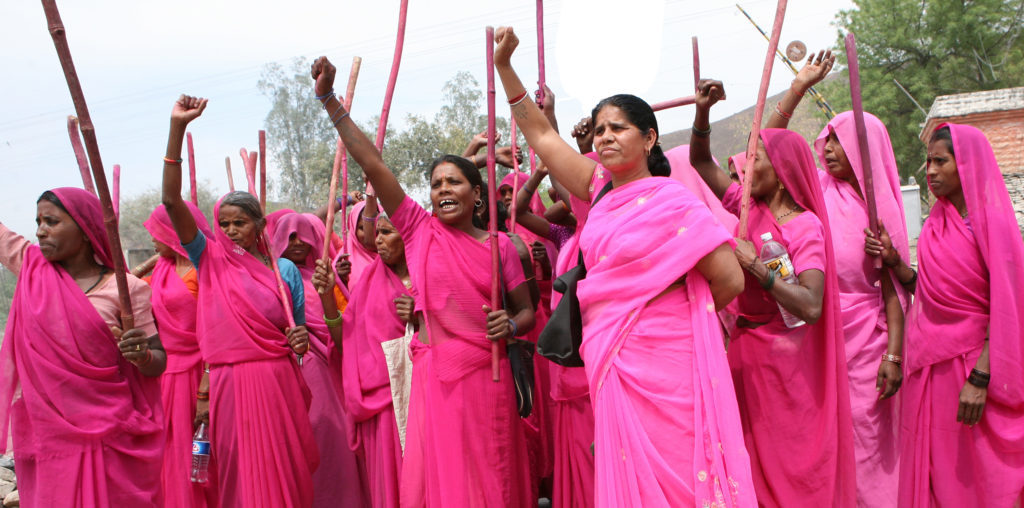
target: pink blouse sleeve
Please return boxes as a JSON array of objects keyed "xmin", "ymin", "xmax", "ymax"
[
  {"xmin": 500, "ymin": 236, "xmax": 527, "ymax": 291},
  {"xmin": 721, "ymin": 183, "xmax": 743, "ymax": 216},
  {"xmin": 0, "ymin": 222, "xmax": 31, "ymax": 275},
  {"xmin": 785, "ymin": 213, "xmax": 827, "ymax": 276}
]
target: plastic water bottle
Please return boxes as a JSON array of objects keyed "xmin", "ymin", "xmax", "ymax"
[
  {"xmin": 191, "ymin": 422, "xmax": 210, "ymax": 483},
  {"xmin": 759, "ymin": 232, "xmax": 806, "ymax": 328}
]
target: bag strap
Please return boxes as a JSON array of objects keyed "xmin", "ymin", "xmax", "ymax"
[{"xmin": 577, "ymin": 180, "xmax": 615, "ymax": 266}]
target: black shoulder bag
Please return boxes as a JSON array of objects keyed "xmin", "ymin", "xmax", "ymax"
[
  {"xmin": 499, "ymin": 245, "xmax": 535, "ymax": 418},
  {"xmin": 536, "ymin": 181, "xmax": 614, "ymax": 367}
]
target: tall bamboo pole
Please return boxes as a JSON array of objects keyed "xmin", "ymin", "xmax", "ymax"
[
  {"xmin": 737, "ymin": 0, "xmax": 787, "ymax": 239},
  {"xmin": 844, "ymin": 33, "xmax": 880, "ymax": 267},
  {"xmin": 241, "ymin": 149, "xmax": 257, "ymax": 196},
  {"xmin": 42, "ymin": 0, "xmax": 133, "ymax": 329},
  {"xmin": 66, "ymin": 116, "xmax": 96, "ymax": 194},
  {"xmin": 112, "ymin": 164, "xmax": 120, "ymax": 219},
  {"xmin": 530, "ymin": 0, "xmax": 546, "ymax": 175},
  {"xmin": 323, "ymin": 57, "xmax": 363, "ymax": 261},
  {"xmin": 486, "ymin": 27, "xmax": 501, "ymax": 383},
  {"xmin": 509, "ymin": 117, "xmax": 521, "ymax": 235},
  {"xmin": 651, "ymin": 95, "xmax": 696, "ymax": 112},
  {"xmin": 187, "ymin": 132, "xmax": 199, "ymax": 205},
  {"xmin": 225, "ymin": 156, "xmax": 235, "ymax": 192},
  {"xmin": 374, "ymin": 0, "xmax": 409, "ymax": 155},
  {"xmin": 692, "ymin": 36, "xmax": 701, "ymax": 92},
  {"xmin": 259, "ymin": 130, "xmax": 267, "ymax": 211}
]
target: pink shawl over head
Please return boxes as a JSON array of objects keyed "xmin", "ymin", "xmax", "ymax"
[
  {"xmin": 195, "ymin": 196, "xmax": 295, "ymax": 364},
  {"xmin": 343, "ymin": 201, "xmax": 378, "ymax": 288},
  {"xmin": 910, "ymin": 123, "xmax": 1024, "ymax": 406},
  {"xmin": 665, "ymin": 144, "xmax": 739, "ymax": 232},
  {"xmin": 144, "ymin": 203, "xmax": 213, "ymax": 373},
  {"xmin": 729, "ymin": 152, "xmax": 747, "ymax": 181},
  {"xmin": 815, "ymin": 111, "xmax": 910, "ymax": 267},
  {"xmin": 577, "ymin": 174, "xmax": 755, "ymax": 506},
  {"xmin": 0, "ymin": 188, "xmax": 162, "ymax": 457},
  {"xmin": 502, "ymin": 171, "xmax": 547, "ymax": 217},
  {"xmin": 737, "ymin": 129, "xmax": 856, "ymax": 504}
]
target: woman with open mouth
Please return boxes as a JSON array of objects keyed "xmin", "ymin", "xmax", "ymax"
[
  {"xmin": 161, "ymin": 94, "xmax": 319, "ymax": 507},
  {"xmin": 312, "ymin": 55, "xmax": 537, "ymax": 507},
  {"xmin": 0, "ymin": 187, "xmax": 166, "ymax": 506}
]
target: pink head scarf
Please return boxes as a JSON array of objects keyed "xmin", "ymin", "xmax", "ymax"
[
  {"xmin": 814, "ymin": 111, "xmax": 910, "ymax": 262},
  {"xmin": 0, "ymin": 188, "xmax": 162, "ymax": 458},
  {"xmin": 50, "ymin": 187, "xmax": 114, "ymax": 269},
  {"xmin": 728, "ymin": 152, "xmax": 747, "ymax": 181},
  {"xmin": 501, "ymin": 171, "xmax": 547, "ymax": 217},
  {"xmin": 343, "ymin": 201, "xmax": 377, "ymax": 288},
  {"xmin": 193, "ymin": 195, "xmax": 295, "ymax": 364},
  {"xmin": 143, "ymin": 203, "xmax": 213, "ymax": 373},
  {"xmin": 664, "ymin": 144, "xmax": 739, "ymax": 232},
  {"xmin": 935, "ymin": 123, "xmax": 1024, "ymax": 406}
]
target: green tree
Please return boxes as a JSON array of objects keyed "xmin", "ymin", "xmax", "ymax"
[
  {"xmin": 832, "ymin": 0, "xmax": 1024, "ymax": 180},
  {"xmin": 117, "ymin": 183, "xmax": 220, "ymax": 250}
]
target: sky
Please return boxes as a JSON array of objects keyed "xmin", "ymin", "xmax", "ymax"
[{"xmin": 0, "ymin": 0, "xmax": 853, "ymax": 240}]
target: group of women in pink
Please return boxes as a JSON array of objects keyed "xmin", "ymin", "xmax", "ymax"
[{"xmin": 0, "ymin": 23, "xmax": 1022, "ymax": 508}]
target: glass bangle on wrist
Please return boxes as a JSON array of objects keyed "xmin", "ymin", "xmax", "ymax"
[
  {"xmin": 881, "ymin": 353, "xmax": 902, "ymax": 365},
  {"xmin": 324, "ymin": 313, "xmax": 343, "ymax": 327}
]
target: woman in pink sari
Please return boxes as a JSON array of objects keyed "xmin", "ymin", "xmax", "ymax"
[
  {"xmin": 495, "ymin": 28, "xmax": 755, "ymax": 507},
  {"xmin": 869, "ymin": 124, "xmax": 1024, "ymax": 506},
  {"xmin": 691, "ymin": 80, "xmax": 856, "ymax": 507},
  {"xmin": 312, "ymin": 57, "xmax": 537, "ymax": 507},
  {"xmin": 271, "ymin": 212, "xmax": 369, "ymax": 508},
  {"xmin": 0, "ymin": 187, "xmax": 166, "ymax": 506},
  {"xmin": 145, "ymin": 202, "xmax": 219, "ymax": 507},
  {"xmin": 313, "ymin": 214, "xmax": 413, "ymax": 508},
  {"xmin": 161, "ymin": 95, "xmax": 318, "ymax": 507}
]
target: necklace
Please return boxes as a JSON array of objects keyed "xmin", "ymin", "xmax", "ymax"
[
  {"xmin": 775, "ymin": 207, "xmax": 799, "ymax": 222},
  {"xmin": 84, "ymin": 266, "xmax": 108, "ymax": 294}
]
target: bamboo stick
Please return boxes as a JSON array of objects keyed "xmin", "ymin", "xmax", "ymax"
[
  {"xmin": 692, "ymin": 36, "xmax": 700, "ymax": 92},
  {"xmin": 259, "ymin": 130, "xmax": 267, "ymax": 212},
  {"xmin": 844, "ymin": 33, "xmax": 880, "ymax": 267},
  {"xmin": 42, "ymin": 0, "xmax": 134, "ymax": 329},
  {"xmin": 225, "ymin": 156, "xmax": 235, "ymax": 192},
  {"xmin": 130, "ymin": 253, "xmax": 160, "ymax": 278},
  {"xmin": 373, "ymin": 0, "xmax": 409, "ymax": 155},
  {"xmin": 66, "ymin": 116, "xmax": 96, "ymax": 194},
  {"xmin": 112, "ymin": 164, "xmax": 120, "ymax": 220},
  {"xmin": 241, "ymin": 148, "xmax": 257, "ymax": 196},
  {"xmin": 266, "ymin": 232, "xmax": 300, "ymax": 364},
  {"xmin": 486, "ymin": 27, "xmax": 501, "ymax": 383},
  {"xmin": 509, "ymin": 117, "xmax": 520, "ymax": 234},
  {"xmin": 737, "ymin": 0, "xmax": 787, "ymax": 239},
  {"xmin": 323, "ymin": 57, "xmax": 362, "ymax": 262},
  {"xmin": 187, "ymin": 132, "xmax": 198, "ymax": 205},
  {"xmin": 651, "ymin": 95, "xmax": 696, "ymax": 112}
]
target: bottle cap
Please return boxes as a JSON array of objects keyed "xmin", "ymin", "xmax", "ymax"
[{"xmin": 760, "ymin": 232, "xmax": 773, "ymax": 242}]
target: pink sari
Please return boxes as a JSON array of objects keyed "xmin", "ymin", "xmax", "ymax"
[
  {"xmin": 0, "ymin": 187, "xmax": 163, "ymax": 506},
  {"xmin": 814, "ymin": 112, "xmax": 909, "ymax": 507},
  {"xmin": 391, "ymin": 196, "xmax": 532, "ymax": 508},
  {"xmin": 341, "ymin": 254, "xmax": 412, "ymax": 508},
  {"xmin": 271, "ymin": 213, "xmax": 368, "ymax": 508},
  {"xmin": 145, "ymin": 203, "xmax": 218, "ymax": 508},
  {"xmin": 195, "ymin": 198, "xmax": 319, "ymax": 507},
  {"xmin": 724, "ymin": 130, "xmax": 856, "ymax": 507},
  {"xmin": 899, "ymin": 123, "xmax": 1024, "ymax": 507},
  {"xmin": 578, "ymin": 173, "xmax": 755, "ymax": 507}
]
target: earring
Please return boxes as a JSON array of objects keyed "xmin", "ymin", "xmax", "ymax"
[
  {"xmin": 475, "ymin": 199, "xmax": 483, "ymax": 208},
  {"xmin": 644, "ymin": 146, "xmax": 651, "ymax": 157}
]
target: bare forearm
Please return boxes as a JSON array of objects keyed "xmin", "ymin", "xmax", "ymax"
[
  {"xmin": 320, "ymin": 95, "xmax": 405, "ymax": 215},
  {"xmin": 764, "ymin": 83, "xmax": 805, "ymax": 129},
  {"xmin": 163, "ymin": 121, "xmax": 198, "ymax": 244},
  {"xmin": 881, "ymin": 272, "xmax": 904, "ymax": 355},
  {"xmin": 751, "ymin": 264, "xmax": 823, "ymax": 323},
  {"xmin": 690, "ymin": 107, "xmax": 731, "ymax": 199}
]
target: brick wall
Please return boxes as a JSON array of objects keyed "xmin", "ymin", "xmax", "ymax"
[{"xmin": 924, "ymin": 109, "xmax": 1024, "ymax": 174}]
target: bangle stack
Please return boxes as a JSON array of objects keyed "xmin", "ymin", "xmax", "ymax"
[
  {"xmin": 774, "ymin": 103, "xmax": 793, "ymax": 120},
  {"xmin": 759, "ymin": 268, "xmax": 776, "ymax": 291},
  {"xmin": 361, "ymin": 215, "xmax": 378, "ymax": 223},
  {"xmin": 164, "ymin": 157, "xmax": 183, "ymax": 165},
  {"xmin": 196, "ymin": 390, "xmax": 210, "ymax": 401},
  {"xmin": 508, "ymin": 318, "xmax": 519, "ymax": 338},
  {"xmin": 967, "ymin": 369, "xmax": 990, "ymax": 389},
  {"xmin": 315, "ymin": 89, "xmax": 335, "ymax": 102},
  {"xmin": 691, "ymin": 123, "xmax": 711, "ymax": 138},
  {"xmin": 881, "ymin": 353, "xmax": 902, "ymax": 365}
]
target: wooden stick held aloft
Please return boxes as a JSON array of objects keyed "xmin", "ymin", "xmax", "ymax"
[
  {"xmin": 66, "ymin": 116, "xmax": 96, "ymax": 194},
  {"xmin": 692, "ymin": 36, "xmax": 701, "ymax": 92},
  {"xmin": 187, "ymin": 132, "xmax": 199, "ymax": 205},
  {"xmin": 112, "ymin": 164, "xmax": 121, "ymax": 220},
  {"xmin": 374, "ymin": 0, "xmax": 409, "ymax": 156},
  {"xmin": 323, "ymin": 56, "xmax": 363, "ymax": 263},
  {"xmin": 844, "ymin": 32, "xmax": 880, "ymax": 261},
  {"xmin": 259, "ymin": 130, "xmax": 267, "ymax": 212},
  {"xmin": 737, "ymin": 0, "xmax": 788, "ymax": 239},
  {"xmin": 509, "ymin": 117, "xmax": 521, "ymax": 234},
  {"xmin": 43, "ymin": 0, "xmax": 134, "ymax": 329},
  {"xmin": 225, "ymin": 156, "xmax": 235, "ymax": 192},
  {"xmin": 486, "ymin": 27, "xmax": 501, "ymax": 383},
  {"xmin": 651, "ymin": 95, "xmax": 696, "ymax": 112},
  {"xmin": 241, "ymin": 148, "xmax": 257, "ymax": 196}
]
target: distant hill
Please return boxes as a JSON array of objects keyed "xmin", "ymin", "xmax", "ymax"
[{"xmin": 660, "ymin": 76, "xmax": 839, "ymax": 166}]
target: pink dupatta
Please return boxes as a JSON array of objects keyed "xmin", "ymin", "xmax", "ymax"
[
  {"xmin": 898, "ymin": 123, "xmax": 1024, "ymax": 506},
  {"xmin": 577, "ymin": 174, "xmax": 755, "ymax": 507},
  {"xmin": 345, "ymin": 201, "xmax": 378, "ymax": 288},
  {"xmin": 0, "ymin": 187, "xmax": 163, "ymax": 506},
  {"xmin": 728, "ymin": 129, "xmax": 856, "ymax": 507}
]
